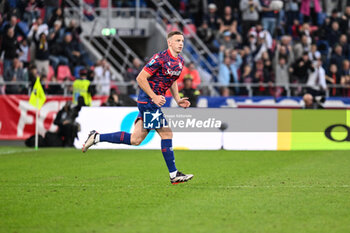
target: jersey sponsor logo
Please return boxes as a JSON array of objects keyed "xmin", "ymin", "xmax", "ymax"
[{"xmin": 165, "ymin": 68, "xmax": 181, "ymax": 77}]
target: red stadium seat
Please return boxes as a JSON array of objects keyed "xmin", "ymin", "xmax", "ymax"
[
  {"xmin": 47, "ymin": 65, "xmax": 55, "ymax": 81},
  {"xmin": 57, "ymin": 65, "xmax": 74, "ymax": 82},
  {"xmin": 100, "ymin": 0, "xmax": 108, "ymax": 8},
  {"xmin": 183, "ymin": 24, "xmax": 196, "ymax": 37}
]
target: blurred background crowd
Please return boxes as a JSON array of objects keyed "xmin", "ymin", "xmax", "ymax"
[{"xmin": 0, "ymin": 0, "xmax": 350, "ymax": 107}]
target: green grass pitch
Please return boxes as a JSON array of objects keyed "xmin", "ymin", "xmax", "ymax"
[{"xmin": 0, "ymin": 147, "xmax": 349, "ymax": 233}]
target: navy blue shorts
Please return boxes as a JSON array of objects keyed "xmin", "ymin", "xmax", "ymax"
[{"xmin": 136, "ymin": 101, "xmax": 167, "ymax": 129}]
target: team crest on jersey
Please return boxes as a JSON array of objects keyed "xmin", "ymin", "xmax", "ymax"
[
  {"xmin": 167, "ymin": 62, "xmax": 171, "ymax": 66},
  {"xmin": 179, "ymin": 62, "xmax": 182, "ymax": 69}
]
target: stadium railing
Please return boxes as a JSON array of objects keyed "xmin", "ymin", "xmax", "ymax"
[{"xmin": 1, "ymin": 81, "xmax": 348, "ymax": 98}]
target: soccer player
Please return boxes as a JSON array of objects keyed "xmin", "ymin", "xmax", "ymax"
[{"xmin": 82, "ymin": 31, "xmax": 194, "ymax": 184}]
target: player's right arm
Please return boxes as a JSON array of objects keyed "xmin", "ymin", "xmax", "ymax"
[{"xmin": 136, "ymin": 70, "xmax": 166, "ymax": 107}]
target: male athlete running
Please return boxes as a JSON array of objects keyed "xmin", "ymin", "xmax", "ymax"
[{"xmin": 82, "ymin": 31, "xmax": 194, "ymax": 184}]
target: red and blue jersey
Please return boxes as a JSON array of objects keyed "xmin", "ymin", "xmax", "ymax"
[{"xmin": 137, "ymin": 49, "xmax": 184, "ymax": 103}]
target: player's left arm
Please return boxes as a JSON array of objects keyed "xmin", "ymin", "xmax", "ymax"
[{"xmin": 170, "ymin": 81, "xmax": 190, "ymax": 108}]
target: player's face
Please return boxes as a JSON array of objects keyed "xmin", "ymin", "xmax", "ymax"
[{"xmin": 168, "ymin": 35, "xmax": 184, "ymax": 54}]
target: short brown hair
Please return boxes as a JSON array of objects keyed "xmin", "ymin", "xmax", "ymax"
[{"xmin": 167, "ymin": 31, "xmax": 183, "ymax": 39}]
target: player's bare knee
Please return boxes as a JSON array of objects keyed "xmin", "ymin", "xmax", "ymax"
[
  {"xmin": 130, "ymin": 135, "xmax": 143, "ymax": 146},
  {"xmin": 160, "ymin": 131, "xmax": 173, "ymax": 140}
]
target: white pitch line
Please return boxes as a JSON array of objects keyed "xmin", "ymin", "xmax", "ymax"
[
  {"xmin": 0, "ymin": 149, "xmax": 33, "ymax": 155},
  {"xmin": 1, "ymin": 184, "xmax": 350, "ymax": 188},
  {"xmin": 216, "ymin": 185, "xmax": 350, "ymax": 188}
]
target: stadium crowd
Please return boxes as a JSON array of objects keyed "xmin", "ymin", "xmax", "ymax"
[
  {"xmin": 1, "ymin": 0, "xmax": 350, "ymax": 101},
  {"xmin": 161, "ymin": 0, "xmax": 350, "ymax": 98}
]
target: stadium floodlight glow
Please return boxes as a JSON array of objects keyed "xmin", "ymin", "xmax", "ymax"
[{"xmin": 101, "ymin": 28, "xmax": 116, "ymax": 36}]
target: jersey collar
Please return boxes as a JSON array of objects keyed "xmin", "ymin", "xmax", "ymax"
[{"xmin": 167, "ymin": 49, "xmax": 179, "ymax": 60}]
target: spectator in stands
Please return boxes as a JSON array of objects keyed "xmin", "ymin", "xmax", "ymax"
[
  {"xmin": 204, "ymin": 3, "xmax": 220, "ymax": 32},
  {"xmin": 241, "ymin": 45, "xmax": 254, "ymax": 67},
  {"xmin": 241, "ymin": 64, "xmax": 253, "ymax": 84},
  {"xmin": 249, "ymin": 23, "xmax": 273, "ymax": 50},
  {"xmin": 260, "ymin": 0, "xmax": 278, "ymax": 36},
  {"xmin": 125, "ymin": 57, "xmax": 143, "ymax": 95},
  {"xmin": 341, "ymin": 69, "xmax": 350, "ymax": 96},
  {"xmin": 48, "ymin": 20, "xmax": 65, "ymax": 44},
  {"xmin": 44, "ymin": 0, "xmax": 60, "ymax": 24},
  {"xmin": 299, "ymin": 22, "xmax": 312, "ymax": 43},
  {"xmin": 48, "ymin": 38, "xmax": 69, "ymax": 72},
  {"xmin": 327, "ymin": 21, "xmax": 342, "ymax": 46},
  {"xmin": 306, "ymin": 58, "xmax": 327, "ymax": 96},
  {"xmin": 65, "ymin": 19, "xmax": 82, "ymax": 43},
  {"xmin": 25, "ymin": 63, "xmax": 39, "ymax": 89},
  {"xmin": 291, "ymin": 51, "xmax": 314, "ymax": 85},
  {"xmin": 94, "ymin": 59, "xmax": 112, "ymax": 96},
  {"xmin": 22, "ymin": 0, "xmax": 42, "ymax": 25},
  {"xmin": 326, "ymin": 63, "xmax": 341, "ymax": 96},
  {"xmin": 274, "ymin": 44, "xmax": 294, "ymax": 97},
  {"xmin": 179, "ymin": 75, "xmax": 200, "ymax": 107},
  {"xmin": 277, "ymin": 43, "xmax": 294, "ymax": 65},
  {"xmin": 340, "ymin": 59, "xmax": 350, "ymax": 95},
  {"xmin": 4, "ymin": 57, "xmax": 26, "ymax": 94},
  {"xmin": 329, "ymin": 9, "xmax": 341, "ymax": 25},
  {"xmin": 34, "ymin": 32, "xmax": 50, "ymax": 76},
  {"xmin": 294, "ymin": 34, "xmax": 311, "ymax": 60},
  {"xmin": 330, "ymin": 44, "xmax": 345, "ymax": 72},
  {"xmin": 240, "ymin": 0, "xmax": 261, "ymax": 40},
  {"xmin": 40, "ymin": 73, "xmax": 49, "ymax": 92},
  {"xmin": 18, "ymin": 38, "xmax": 30, "ymax": 67},
  {"xmin": 218, "ymin": 46, "xmax": 242, "ymax": 96},
  {"xmin": 1, "ymin": 27, "xmax": 20, "ymax": 73},
  {"xmin": 219, "ymin": 31, "xmax": 241, "ymax": 51},
  {"xmin": 300, "ymin": 0, "xmax": 322, "ymax": 25},
  {"xmin": 2, "ymin": 15, "xmax": 27, "ymax": 39},
  {"xmin": 62, "ymin": 32, "xmax": 85, "ymax": 71},
  {"xmin": 308, "ymin": 43, "xmax": 321, "ymax": 62},
  {"xmin": 252, "ymin": 34, "xmax": 268, "ymax": 61},
  {"xmin": 48, "ymin": 7, "xmax": 65, "ymax": 28},
  {"xmin": 290, "ymin": 19, "xmax": 301, "ymax": 40},
  {"xmin": 252, "ymin": 59, "xmax": 271, "ymax": 95},
  {"xmin": 339, "ymin": 34, "xmax": 350, "ymax": 59},
  {"xmin": 285, "ymin": 0, "xmax": 299, "ymax": 32},
  {"xmin": 340, "ymin": 6, "xmax": 350, "ymax": 35},
  {"xmin": 27, "ymin": 17, "xmax": 49, "ymax": 41},
  {"xmin": 218, "ymin": 6, "xmax": 237, "ymax": 34},
  {"xmin": 197, "ymin": 20, "xmax": 218, "ymax": 53}
]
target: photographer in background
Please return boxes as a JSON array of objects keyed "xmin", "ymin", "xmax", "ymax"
[
  {"xmin": 303, "ymin": 57, "xmax": 326, "ymax": 109},
  {"xmin": 53, "ymin": 99, "xmax": 84, "ymax": 147}
]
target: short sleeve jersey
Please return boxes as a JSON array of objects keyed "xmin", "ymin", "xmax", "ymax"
[{"xmin": 138, "ymin": 49, "xmax": 184, "ymax": 103}]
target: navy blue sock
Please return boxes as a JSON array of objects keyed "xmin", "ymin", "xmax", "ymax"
[
  {"xmin": 161, "ymin": 139, "xmax": 177, "ymax": 173},
  {"xmin": 99, "ymin": 132, "xmax": 131, "ymax": 145}
]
